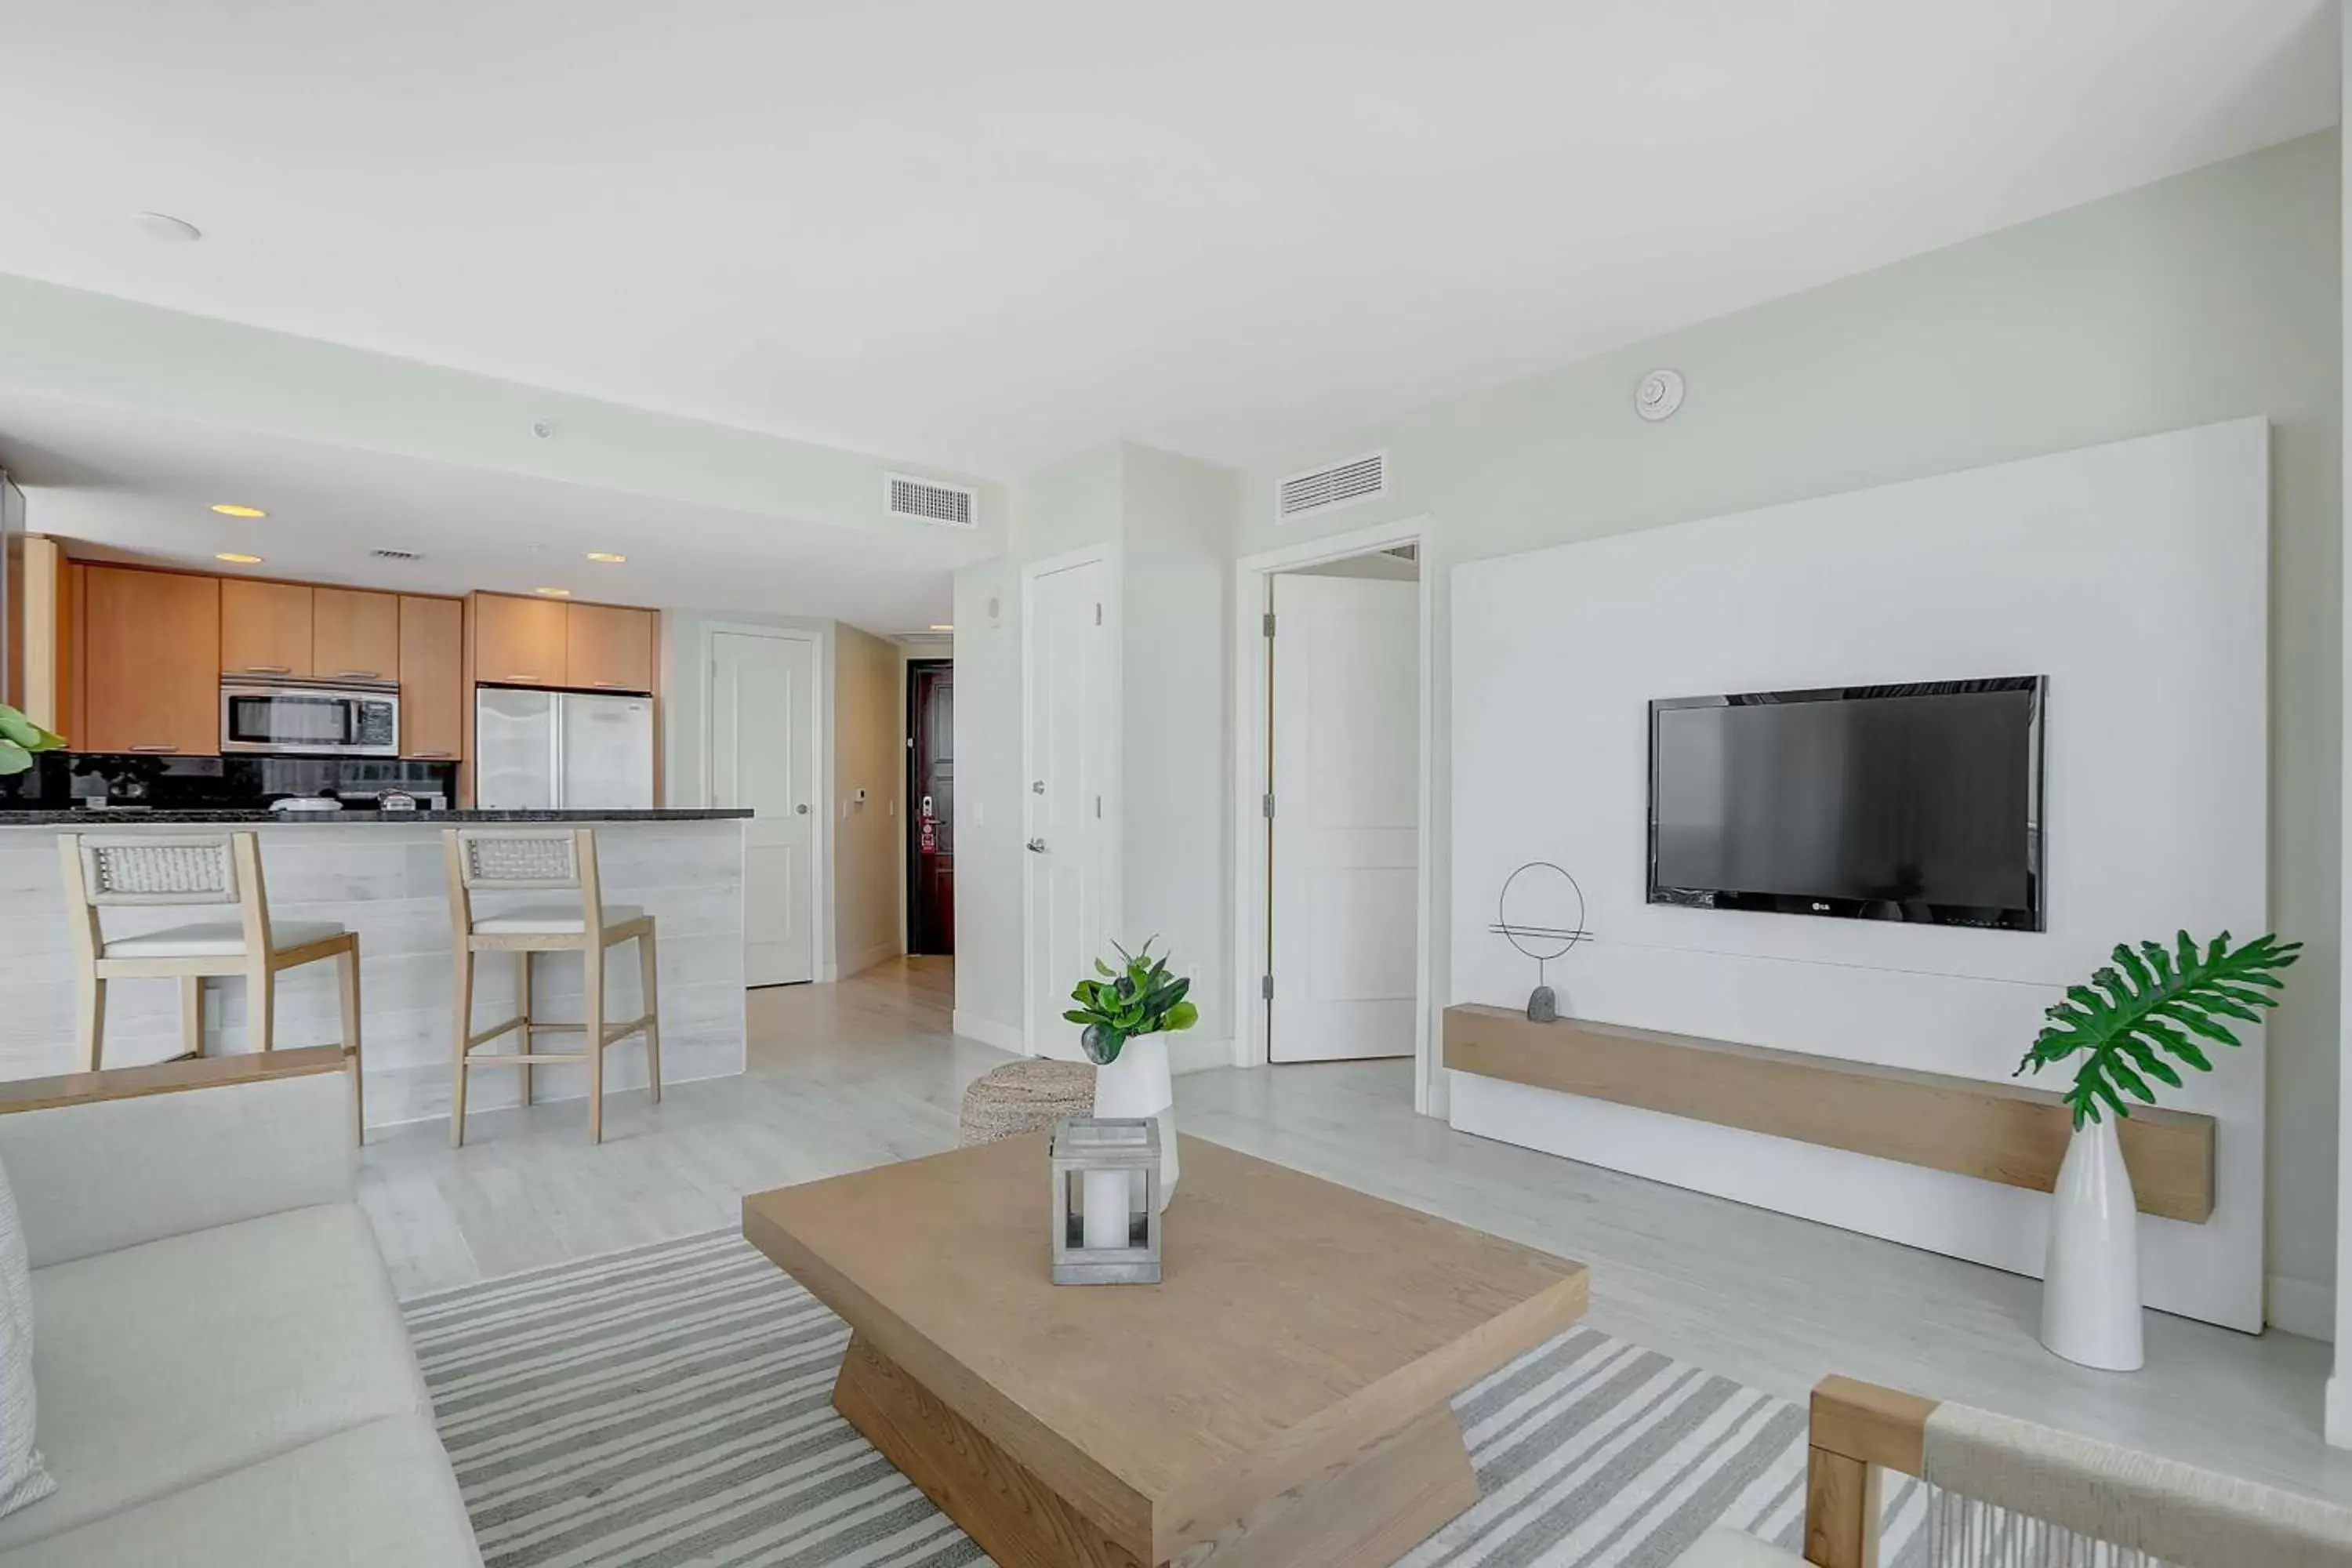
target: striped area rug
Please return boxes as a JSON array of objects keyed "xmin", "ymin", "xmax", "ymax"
[{"xmin": 404, "ymin": 1229, "xmax": 1928, "ymax": 1567}]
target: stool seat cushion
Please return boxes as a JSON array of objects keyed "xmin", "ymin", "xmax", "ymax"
[
  {"xmin": 958, "ymin": 1059, "xmax": 1096, "ymax": 1146},
  {"xmin": 101, "ymin": 920, "xmax": 347, "ymax": 960},
  {"xmin": 472, "ymin": 903, "xmax": 644, "ymax": 935}
]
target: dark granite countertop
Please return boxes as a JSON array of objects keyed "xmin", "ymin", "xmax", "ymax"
[{"xmin": 0, "ymin": 808, "xmax": 753, "ymax": 826}]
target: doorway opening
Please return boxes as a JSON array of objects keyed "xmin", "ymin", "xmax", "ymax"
[
  {"xmin": 906, "ymin": 658, "xmax": 955, "ymax": 956},
  {"xmin": 1234, "ymin": 526, "xmax": 1433, "ymax": 1105}
]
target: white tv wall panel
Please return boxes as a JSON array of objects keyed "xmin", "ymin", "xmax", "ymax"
[{"xmin": 1449, "ymin": 419, "xmax": 2268, "ymax": 1330}]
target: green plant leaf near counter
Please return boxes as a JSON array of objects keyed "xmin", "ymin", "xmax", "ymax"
[
  {"xmin": 0, "ymin": 706, "xmax": 64, "ymax": 777},
  {"xmin": 1063, "ymin": 938, "xmax": 1199, "ymax": 1065},
  {"xmin": 2016, "ymin": 930, "xmax": 2299, "ymax": 1127}
]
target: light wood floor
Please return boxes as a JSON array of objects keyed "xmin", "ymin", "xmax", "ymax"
[{"xmin": 358, "ymin": 956, "xmax": 2352, "ymax": 1504}]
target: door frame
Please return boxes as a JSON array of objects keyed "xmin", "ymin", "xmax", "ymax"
[
  {"xmin": 905, "ymin": 656, "xmax": 954, "ymax": 955},
  {"xmin": 694, "ymin": 619, "xmax": 829, "ymax": 984},
  {"xmin": 1232, "ymin": 518, "xmax": 1436, "ymax": 1110},
  {"xmin": 1021, "ymin": 543, "xmax": 1123, "ymax": 1059}
]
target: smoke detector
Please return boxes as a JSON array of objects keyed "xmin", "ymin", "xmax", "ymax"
[{"xmin": 1635, "ymin": 369, "xmax": 1685, "ymax": 422}]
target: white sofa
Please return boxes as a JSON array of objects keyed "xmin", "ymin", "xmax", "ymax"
[{"xmin": 0, "ymin": 1050, "xmax": 481, "ymax": 1566}]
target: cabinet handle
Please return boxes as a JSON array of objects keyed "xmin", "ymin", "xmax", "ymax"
[
  {"xmin": 241, "ymin": 665, "xmax": 293, "ymax": 675},
  {"xmin": 410, "ymin": 751, "xmax": 456, "ymax": 759},
  {"xmin": 128, "ymin": 744, "xmax": 180, "ymax": 753},
  {"xmin": 589, "ymin": 681, "xmax": 633, "ymax": 689},
  {"xmin": 333, "ymin": 669, "xmax": 382, "ymax": 680},
  {"xmin": 503, "ymin": 673, "xmax": 543, "ymax": 684}
]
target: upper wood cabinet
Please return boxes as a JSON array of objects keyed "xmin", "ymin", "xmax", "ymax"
[
  {"xmin": 312, "ymin": 588, "xmax": 401, "ymax": 682},
  {"xmin": 220, "ymin": 579, "xmax": 314, "ymax": 678},
  {"xmin": 471, "ymin": 593, "xmax": 569, "ymax": 688},
  {"xmin": 81, "ymin": 567, "xmax": 221, "ymax": 755},
  {"xmin": 397, "ymin": 596, "xmax": 466, "ymax": 759},
  {"xmin": 564, "ymin": 602, "xmax": 658, "ymax": 692}
]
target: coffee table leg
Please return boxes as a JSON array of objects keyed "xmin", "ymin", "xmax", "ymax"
[
  {"xmin": 1167, "ymin": 1404, "xmax": 1479, "ymax": 1568},
  {"xmin": 832, "ymin": 1330, "xmax": 1145, "ymax": 1568}
]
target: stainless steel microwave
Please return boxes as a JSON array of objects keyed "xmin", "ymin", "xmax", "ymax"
[{"xmin": 220, "ymin": 678, "xmax": 400, "ymax": 757}]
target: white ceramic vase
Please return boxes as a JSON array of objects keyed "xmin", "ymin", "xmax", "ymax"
[
  {"xmin": 2039, "ymin": 1114, "xmax": 2144, "ymax": 1371},
  {"xmin": 1081, "ymin": 1033, "xmax": 1178, "ymax": 1248}
]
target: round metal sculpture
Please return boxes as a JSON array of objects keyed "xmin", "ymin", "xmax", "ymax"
[{"xmin": 1492, "ymin": 862, "xmax": 1589, "ymax": 1023}]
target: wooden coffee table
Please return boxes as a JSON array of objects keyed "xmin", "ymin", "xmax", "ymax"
[{"xmin": 742, "ymin": 1134, "xmax": 1588, "ymax": 1568}]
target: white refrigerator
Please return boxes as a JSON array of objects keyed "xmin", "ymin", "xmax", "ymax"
[{"xmin": 474, "ymin": 688, "xmax": 655, "ymax": 810}]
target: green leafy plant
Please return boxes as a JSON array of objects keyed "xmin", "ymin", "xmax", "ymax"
[
  {"xmin": 2017, "ymin": 930, "xmax": 2299, "ymax": 1127},
  {"xmin": 1064, "ymin": 938, "xmax": 1198, "ymax": 1065},
  {"xmin": 0, "ymin": 706, "xmax": 64, "ymax": 778}
]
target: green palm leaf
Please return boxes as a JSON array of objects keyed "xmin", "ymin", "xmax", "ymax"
[{"xmin": 2019, "ymin": 930, "xmax": 2299, "ymax": 1127}]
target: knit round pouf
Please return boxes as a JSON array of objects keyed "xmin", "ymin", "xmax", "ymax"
[{"xmin": 957, "ymin": 1059, "xmax": 1098, "ymax": 1146}]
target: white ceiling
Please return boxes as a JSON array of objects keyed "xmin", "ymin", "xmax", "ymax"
[
  {"xmin": 0, "ymin": 393, "xmax": 978, "ymax": 632},
  {"xmin": 0, "ymin": 2, "xmax": 2332, "ymax": 479}
]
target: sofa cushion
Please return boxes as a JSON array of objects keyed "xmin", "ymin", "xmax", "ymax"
[
  {"xmin": 0, "ymin": 1204, "xmax": 428, "ymax": 1551},
  {"xmin": 0, "ymin": 1160, "xmax": 50, "ymax": 1522},
  {"xmin": 0, "ymin": 1416, "xmax": 481, "ymax": 1568}
]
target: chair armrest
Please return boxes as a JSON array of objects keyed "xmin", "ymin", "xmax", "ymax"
[{"xmin": 0, "ymin": 1048, "xmax": 357, "ymax": 1268}]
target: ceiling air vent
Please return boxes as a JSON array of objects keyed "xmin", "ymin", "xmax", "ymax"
[
  {"xmin": 369, "ymin": 548, "xmax": 423, "ymax": 561},
  {"xmin": 886, "ymin": 474, "xmax": 978, "ymax": 529},
  {"xmin": 1276, "ymin": 452, "xmax": 1385, "ymax": 522}
]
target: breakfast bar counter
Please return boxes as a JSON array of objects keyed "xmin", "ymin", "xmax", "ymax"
[{"xmin": 0, "ymin": 809, "xmax": 752, "ymax": 1129}]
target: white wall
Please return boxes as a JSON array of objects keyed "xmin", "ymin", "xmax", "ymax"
[
  {"xmin": 1241, "ymin": 131, "xmax": 2340, "ymax": 1330},
  {"xmin": 952, "ymin": 442, "xmax": 1241, "ymax": 1062},
  {"xmin": 833, "ymin": 623, "xmax": 906, "ymax": 978},
  {"xmin": 1452, "ymin": 420, "xmax": 2269, "ymax": 1330}
]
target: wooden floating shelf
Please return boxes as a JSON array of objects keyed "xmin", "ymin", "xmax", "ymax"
[{"xmin": 1441, "ymin": 1004, "xmax": 2214, "ymax": 1223}]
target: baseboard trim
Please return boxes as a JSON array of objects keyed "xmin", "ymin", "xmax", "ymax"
[
  {"xmin": 838, "ymin": 941, "xmax": 904, "ymax": 981},
  {"xmin": 1169, "ymin": 1034, "xmax": 1234, "ymax": 1076},
  {"xmin": 2268, "ymin": 1273, "xmax": 2335, "ymax": 1342},
  {"xmin": 953, "ymin": 1011, "xmax": 1025, "ymax": 1054}
]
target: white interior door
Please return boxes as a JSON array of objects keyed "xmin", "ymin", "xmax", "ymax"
[
  {"xmin": 710, "ymin": 630, "xmax": 816, "ymax": 986},
  {"xmin": 1025, "ymin": 557, "xmax": 1111, "ymax": 1059},
  {"xmin": 1269, "ymin": 572, "xmax": 1418, "ymax": 1062}
]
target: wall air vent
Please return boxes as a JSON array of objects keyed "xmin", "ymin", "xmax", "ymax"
[
  {"xmin": 886, "ymin": 474, "xmax": 978, "ymax": 529},
  {"xmin": 369, "ymin": 548, "xmax": 423, "ymax": 561},
  {"xmin": 1276, "ymin": 452, "xmax": 1386, "ymax": 522}
]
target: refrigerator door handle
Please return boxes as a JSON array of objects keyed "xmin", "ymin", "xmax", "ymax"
[{"xmin": 550, "ymin": 692, "xmax": 566, "ymax": 811}]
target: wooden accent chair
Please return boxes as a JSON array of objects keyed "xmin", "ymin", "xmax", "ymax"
[
  {"xmin": 443, "ymin": 827, "xmax": 659, "ymax": 1147},
  {"xmin": 57, "ymin": 832, "xmax": 363, "ymax": 1142},
  {"xmin": 1677, "ymin": 1375, "xmax": 2352, "ymax": 1567}
]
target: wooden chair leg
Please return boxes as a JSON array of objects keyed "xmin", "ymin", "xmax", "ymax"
[
  {"xmin": 638, "ymin": 929, "xmax": 662, "ymax": 1106},
  {"xmin": 339, "ymin": 944, "xmax": 365, "ymax": 1146},
  {"xmin": 450, "ymin": 946, "xmax": 474, "ymax": 1149},
  {"xmin": 74, "ymin": 974, "xmax": 106, "ymax": 1073},
  {"xmin": 249, "ymin": 963, "xmax": 275, "ymax": 1053},
  {"xmin": 585, "ymin": 945, "xmax": 606, "ymax": 1145},
  {"xmin": 180, "ymin": 975, "xmax": 204, "ymax": 1060},
  {"xmin": 515, "ymin": 949, "xmax": 535, "ymax": 1109}
]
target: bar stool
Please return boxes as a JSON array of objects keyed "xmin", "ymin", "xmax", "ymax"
[
  {"xmin": 443, "ymin": 827, "xmax": 660, "ymax": 1146},
  {"xmin": 57, "ymin": 832, "xmax": 364, "ymax": 1142}
]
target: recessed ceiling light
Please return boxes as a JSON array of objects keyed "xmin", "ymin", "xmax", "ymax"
[
  {"xmin": 210, "ymin": 503, "xmax": 267, "ymax": 518},
  {"xmin": 215, "ymin": 552, "xmax": 263, "ymax": 565},
  {"xmin": 534, "ymin": 586, "xmax": 572, "ymax": 597},
  {"xmin": 135, "ymin": 212, "xmax": 202, "ymax": 244},
  {"xmin": 928, "ymin": 624, "xmax": 953, "ymax": 632},
  {"xmin": 584, "ymin": 552, "xmax": 626, "ymax": 564}
]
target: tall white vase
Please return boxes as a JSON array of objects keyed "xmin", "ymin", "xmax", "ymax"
[
  {"xmin": 1091, "ymin": 1033, "xmax": 1179, "ymax": 1227},
  {"xmin": 2039, "ymin": 1115, "xmax": 2144, "ymax": 1371}
]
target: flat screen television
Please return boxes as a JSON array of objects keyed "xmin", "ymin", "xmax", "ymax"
[{"xmin": 1647, "ymin": 677, "xmax": 2045, "ymax": 931}]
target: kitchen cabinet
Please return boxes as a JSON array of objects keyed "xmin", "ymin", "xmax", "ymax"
[
  {"xmin": 397, "ymin": 596, "xmax": 465, "ymax": 759},
  {"xmin": 471, "ymin": 593, "xmax": 569, "ymax": 688},
  {"xmin": 564, "ymin": 602, "xmax": 658, "ymax": 692},
  {"xmin": 81, "ymin": 567, "xmax": 221, "ymax": 755},
  {"xmin": 313, "ymin": 588, "xmax": 400, "ymax": 683},
  {"xmin": 220, "ymin": 579, "xmax": 314, "ymax": 678}
]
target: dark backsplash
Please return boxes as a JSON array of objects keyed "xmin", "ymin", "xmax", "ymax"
[{"xmin": 0, "ymin": 752, "xmax": 459, "ymax": 811}]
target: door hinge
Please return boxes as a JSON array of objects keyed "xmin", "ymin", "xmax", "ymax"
[
  {"xmin": 1095, "ymin": 795, "xmax": 1102, "ymax": 818},
  {"xmin": 1262, "ymin": 793, "xmax": 1275, "ymax": 819},
  {"xmin": 1262, "ymin": 612, "xmax": 1276, "ymax": 638},
  {"xmin": 1094, "ymin": 602, "xmax": 1103, "ymax": 626},
  {"xmin": 1261, "ymin": 975, "xmax": 1274, "ymax": 1000}
]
